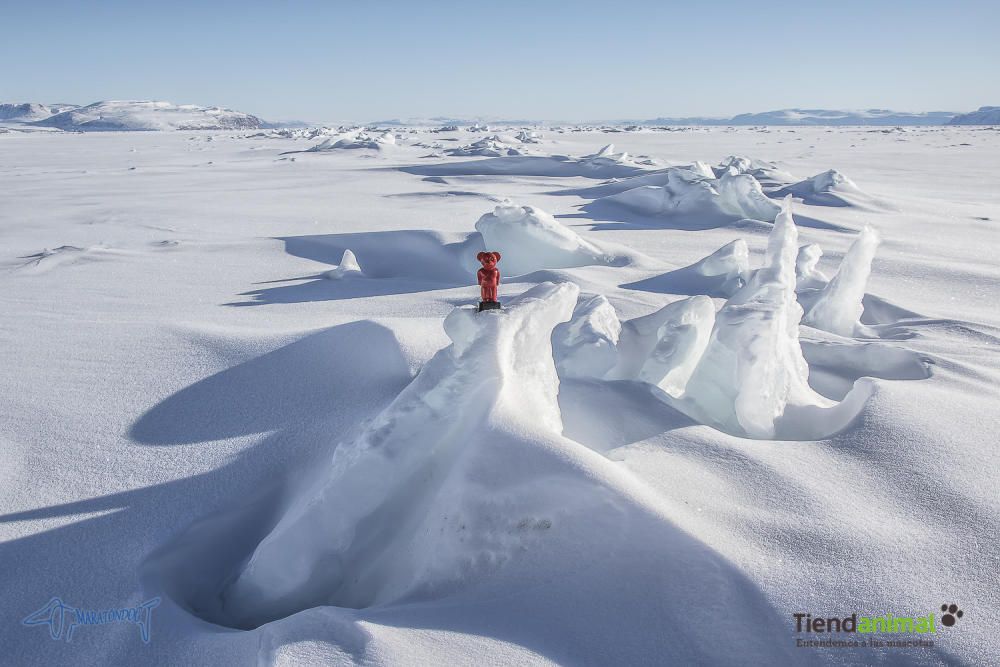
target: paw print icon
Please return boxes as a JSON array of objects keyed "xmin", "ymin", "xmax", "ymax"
[{"xmin": 940, "ymin": 604, "xmax": 964, "ymax": 627}]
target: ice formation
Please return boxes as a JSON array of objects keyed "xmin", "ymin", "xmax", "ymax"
[
  {"xmin": 795, "ymin": 243, "xmax": 827, "ymax": 289},
  {"xmin": 600, "ymin": 167, "xmax": 780, "ymax": 221},
  {"xmin": 804, "ymin": 226, "xmax": 880, "ymax": 336},
  {"xmin": 308, "ymin": 130, "xmax": 396, "ymax": 151},
  {"xmin": 714, "ymin": 155, "xmax": 796, "ymax": 186},
  {"xmin": 323, "ymin": 249, "xmax": 363, "ymax": 280},
  {"xmin": 474, "ymin": 202, "xmax": 616, "ymax": 275},
  {"xmin": 636, "ymin": 296, "xmax": 716, "ymax": 397},
  {"xmin": 679, "ymin": 197, "xmax": 837, "ymax": 438},
  {"xmin": 223, "ymin": 282, "xmax": 579, "ymax": 626},
  {"xmin": 715, "ymin": 171, "xmax": 783, "ymax": 221},
  {"xmin": 553, "ymin": 294, "xmax": 621, "ymax": 379},
  {"xmin": 446, "ymin": 135, "xmax": 532, "ymax": 157},
  {"xmin": 607, "ymin": 296, "xmax": 713, "ymax": 382},
  {"xmin": 515, "ymin": 130, "xmax": 542, "ymax": 143}
]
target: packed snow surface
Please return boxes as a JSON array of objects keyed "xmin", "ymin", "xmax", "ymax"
[{"xmin": 2, "ymin": 124, "xmax": 998, "ymax": 667}]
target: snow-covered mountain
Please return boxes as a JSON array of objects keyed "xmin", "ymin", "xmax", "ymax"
[
  {"xmin": 644, "ymin": 108, "xmax": 958, "ymax": 126},
  {"xmin": 0, "ymin": 102, "xmax": 78, "ymax": 122},
  {"xmin": 949, "ymin": 106, "xmax": 1000, "ymax": 125},
  {"xmin": 28, "ymin": 100, "xmax": 266, "ymax": 131}
]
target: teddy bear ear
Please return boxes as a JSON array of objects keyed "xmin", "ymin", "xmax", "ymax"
[
  {"xmin": 492, "ymin": 251, "xmax": 501, "ymax": 261},
  {"xmin": 476, "ymin": 251, "xmax": 487, "ymax": 261}
]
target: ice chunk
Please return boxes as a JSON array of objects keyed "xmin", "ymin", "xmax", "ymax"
[
  {"xmin": 715, "ymin": 171, "xmax": 782, "ymax": 221},
  {"xmin": 795, "ymin": 243, "xmax": 827, "ymax": 290},
  {"xmin": 447, "ymin": 135, "xmax": 532, "ymax": 157},
  {"xmin": 637, "ymin": 296, "xmax": 716, "ymax": 397},
  {"xmin": 680, "ymin": 197, "xmax": 832, "ymax": 438},
  {"xmin": 308, "ymin": 130, "xmax": 395, "ymax": 151},
  {"xmin": 553, "ymin": 294, "xmax": 621, "ymax": 379},
  {"xmin": 474, "ymin": 202, "xmax": 615, "ymax": 275},
  {"xmin": 804, "ymin": 226, "xmax": 880, "ymax": 336},
  {"xmin": 324, "ymin": 249, "xmax": 363, "ymax": 279},
  {"xmin": 599, "ymin": 168, "xmax": 780, "ymax": 222},
  {"xmin": 223, "ymin": 282, "xmax": 579, "ymax": 624},
  {"xmin": 608, "ymin": 296, "xmax": 712, "ymax": 381}
]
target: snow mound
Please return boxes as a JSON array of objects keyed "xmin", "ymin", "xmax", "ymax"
[
  {"xmin": 553, "ymin": 294, "xmax": 621, "ymax": 379},
  {"xmin": 623, "ymin": 239, "xmax": 750, "ymax": 298},
  {"xmin": 323, "ymin": 249, "xmax": 364, "ymax": 279},
  {"xmin": 30, "ymin": 100, "xmax": 265, "ymax": 131},
  {"xmin": 600, "ymin": 167, "xmax": 780, "ymax": 222},
  {"xmin": 307, "ymin": 130, "xmax": 396, "ymax": 151},
  {"xmin": 679, "ymin": 239, "xmax": 750, "ymax": 297},
  {"xmin": 775, "ymin": 169, "xmax": 868, "ymax": 207},
  {"xmin": 474, "ymin": 202, "xmax": 619, "ymax": 275},
  {"xmin": 446, "ymin": 134, "xmax": 533, "ymax": 157},
  {"xmin": 804, "ymin": 226, "xmax": 880, "ymax": 337},
  {"xmin": 222, "ymin": 282, "xmax": 579, "ymax": 626},
  {"xmin": 677, "ymin": 197, "xmax": 872, "ymax": 439}
]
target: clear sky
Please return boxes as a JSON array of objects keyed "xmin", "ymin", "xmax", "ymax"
[{"xmin": 3, "ymin": 0, "xmax": 998, "ymax": 122}]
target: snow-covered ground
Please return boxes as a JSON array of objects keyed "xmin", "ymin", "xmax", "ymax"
[{"xmin": 2, "ymin": 125, "xmax": 998, "ymax": 665}]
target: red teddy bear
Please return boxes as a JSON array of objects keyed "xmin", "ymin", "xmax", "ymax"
[{"xmin": 476, "ymin": 251, "xmax": 501, "ymax": 304}]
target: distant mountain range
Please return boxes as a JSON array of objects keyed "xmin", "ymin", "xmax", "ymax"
[
  {"xmin": 2, "ymin": 101, "xmax": 998, "ymax": 130},
  {"xmin": 1, "ymin": 100, "xmax": 266, "ymax": 131},
  {"xmin": 948, "ymin": 106, "xmax": 1000, "ymax": 125},
  {"xmin": 641, "ymin": 108, "xmax": 960, "ymax": 126}
]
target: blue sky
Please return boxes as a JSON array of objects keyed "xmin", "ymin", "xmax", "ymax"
[{"xmin": 3, "ymin": 0, "xmax": 997, "ymax": 122}]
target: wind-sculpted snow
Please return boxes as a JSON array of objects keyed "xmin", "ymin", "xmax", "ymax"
[
  {"xmin": 622, "ymin": 239, "xmax": 750, "ymax": 298},
  {"xmin": 804, "ymin": 226, "xmax": 881, "ymax": 337},
  {"xmin": 223, "ymin": 282, "xmax": 580, "ymax": 625},
  {"xmin": 774, "ymin": 169, "xmax": 870, "ymax": 207},
  {"xmin": 474, "ymin": 202, "xmax": 621, "ymax": 275},
  {"xmin": 323, "ymin": 249, "xmax": 364, "ymax": 279}
]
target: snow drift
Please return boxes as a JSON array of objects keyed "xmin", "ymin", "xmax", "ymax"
[
  {"xmin": 474, "ymin": 202, "xmax": 620, "ymax": 275},
  {"xmin": 774, "ymin": 169, "xmax": 869, "ymax": 207},
  {"xmin": 222, "ymin": 282, "xmax": 580, "ymax": 625}
]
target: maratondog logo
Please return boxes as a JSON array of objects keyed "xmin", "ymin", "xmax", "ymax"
[{"xmin": 23, "ymin": 596, "xmax": 160, "ymax": 644}]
